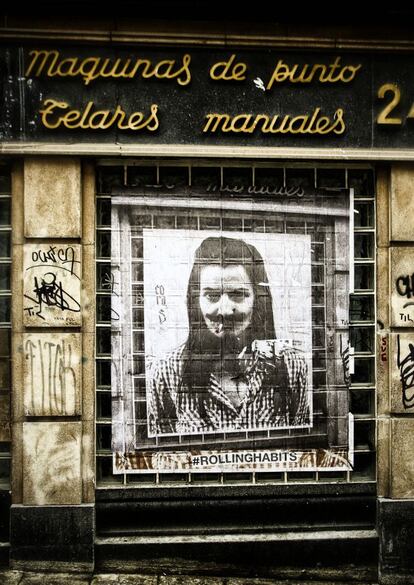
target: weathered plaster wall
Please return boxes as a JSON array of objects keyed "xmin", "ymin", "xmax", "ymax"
[
  {"xmin": 377, "ymin": 163, "xmax": 414, "ymax": 584},
  {"xmin": 10, "ymin": 156, "xmax": 95, "ymax": 570}
]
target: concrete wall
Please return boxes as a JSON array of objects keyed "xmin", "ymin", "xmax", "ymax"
[
  {"xmin": 377, "ymin": 163, "xmax": 414, "ymax": 584},
  {"xmin": 10, "ymin": 157, "xmax": 95, "ymax": 570}
]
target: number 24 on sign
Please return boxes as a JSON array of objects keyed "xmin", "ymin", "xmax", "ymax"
[{"xmin": 377, "ymin": 83, "xmax": 414, "ymax": 125}]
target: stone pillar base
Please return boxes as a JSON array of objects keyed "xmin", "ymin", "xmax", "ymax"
[
  {"xmin": 10, "ymin": 504, "xmax": 94, "ymax": 572},
  {"xmin": 379, "ymin": 498, "xmax": 414, "ymax": 584}
]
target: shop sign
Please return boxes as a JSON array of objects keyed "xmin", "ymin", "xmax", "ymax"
[{"xmin": 1, "ymin": 46, "xmax": 414, "ymax": 148}]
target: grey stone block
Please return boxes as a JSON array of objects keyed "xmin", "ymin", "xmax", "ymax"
[
  {"xmin": 10, "ymin": 504, "xmax": 94, "ymax": 571},
  {"xmin": 378, "ymin": 498, "xmax": 414, "ymax": 584}
]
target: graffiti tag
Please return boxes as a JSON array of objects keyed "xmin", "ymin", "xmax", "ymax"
[
  {"xmin": 340, "ymin": 335, "xmax": 351, "ymax": 388},
  {"xmin": 380, "ymin": 336, "xmax": 387, "ymax": 362},
  {"xmin": 30, "ymin": 245, "xmax": 80, "ymax": 277},
  {"xmin": 24, "ymin": 273, "xmax": 81, "ymax": 321},
  {"xmin": 25, "ymin": 337, "xmax": 78, "ymax": 415},
  {"xmin": 397, "ymin": 334, "xmax": 414, "ymax": 409}
]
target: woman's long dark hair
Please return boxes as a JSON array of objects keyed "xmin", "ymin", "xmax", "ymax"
[
  {"xmin": 182, "ymin": 237, "xmax": 277, "ymax": 396},
  {"xmin": 186, "ymin": 236, "xmax": 276, "ymax": 352}
]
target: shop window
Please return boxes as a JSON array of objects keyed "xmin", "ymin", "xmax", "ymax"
[{"xmin": 96, "ymin": 163, "xmax": 376, "ymax": 487}]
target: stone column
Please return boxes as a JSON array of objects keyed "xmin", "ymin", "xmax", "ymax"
[
  {"xmin": 377, "ymin": 163, "xmax": 414, "ymax": 584},
  {"xmin": 10, "ymin": 157, "xmax": 95, "ymax": 572}
]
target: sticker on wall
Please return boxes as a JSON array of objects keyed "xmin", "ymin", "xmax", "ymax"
[
  {"xmin": 23, "ymin": 243, "xmax": 81, "ymax": 327},
  {"xmin": 110, "ymin": 186, "xmax": 354, "ymax": 473}
]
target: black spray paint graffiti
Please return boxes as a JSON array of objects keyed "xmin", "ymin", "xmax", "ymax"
[
  {"xmin": 29, "ymin": 245, "xmax": 80, "ymax": 278},
  {"xmin": 103, "ymin": 271, "xmax": 119, "ymax": 296},
  {"xmin": 396, "ymin": 274, "xmax": 414, "ymax": 308},
  {"xmin": 24, "ymin": 272, "xmax": 81, "ymax": 321},
  {"xmin": 396, "ymin": 334, "xmax": 414, "ymax": 410},
  {"xmin": 101, "ymin": 271, "xmax": 121, "ymax": 320},
  {"xmin": 340, "ymin": 335, "xmax": 351, "ymax": 389},
  {"xmin": 25, "ymin": 338, "xmax": 77, "ymax": 415}
]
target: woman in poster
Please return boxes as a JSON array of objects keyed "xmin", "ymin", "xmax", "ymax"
[{"xmin": 147, "ymin": 236, "xmax": 310, "ymax": 436}]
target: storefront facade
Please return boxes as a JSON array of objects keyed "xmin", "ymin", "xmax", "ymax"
[{"xmin": 1, "ymin": 12, "xmax": 414, "ymax": 584}]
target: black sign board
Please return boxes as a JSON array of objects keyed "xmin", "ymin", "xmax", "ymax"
[{"xmin": 1, "ymin": 45, "xmax": 414, "ymax": 148}]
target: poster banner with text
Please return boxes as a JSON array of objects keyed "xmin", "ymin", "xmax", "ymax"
[{"xmin": 110, "ymin": 186, "xmax": 354, "ymax": 473}]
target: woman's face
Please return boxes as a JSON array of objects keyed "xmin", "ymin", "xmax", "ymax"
[{"xmin": 199, "ymin": 264, "xmax": 254, "ymax": 339}]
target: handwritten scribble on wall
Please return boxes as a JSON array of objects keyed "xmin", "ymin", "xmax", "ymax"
[
  {"xmin": 23, "ymin": 333, "xmax": 81, "ymax": 416},
  {"xmin": 23, "ymin": 243, "xmax": 82, "ymax": 327}
]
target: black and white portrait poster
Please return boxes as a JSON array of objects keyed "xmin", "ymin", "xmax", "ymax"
[
  {"xmin": 144, "ymin": 230, "xmax": 313, "ymax": 434},
  {"xmin": 111, "ymin": 188, "xmax": 354, "ymax": 474}
]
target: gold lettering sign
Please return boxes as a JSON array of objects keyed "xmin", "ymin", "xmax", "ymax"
[
  {"xmin": 22, "ymin": 48, "xmax": 369, "ymax": 139},
  {"xmin": 202, "ymin": 108, "xmax": 346, "ymax": 135},
  {"xmin": 39, "ymin": 99, "xmax": 159, "ymax": 131},
  {"xmin": 26, "ymin": 50, "xmax": 192, "ymax": 86},
  {"xmin": 209, "ymin": 54, "xmax": 247, "ymax": 81},
  {"xmin": 266, "ymin": 57, "xmax": 361, "ymax": 90}
]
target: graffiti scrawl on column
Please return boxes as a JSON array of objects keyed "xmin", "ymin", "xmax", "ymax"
[
  {"xmin": 397, "ymin": 334, "xmax": 414, "ymax": 409},
  {"xmin": 23, "ymin": 243, "xmax": 82, "ymax": 327}
]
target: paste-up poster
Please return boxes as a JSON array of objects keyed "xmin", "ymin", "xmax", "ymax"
[{"xmin": 111, "ymin": 187, "xmax": 353, "ymax": 473}]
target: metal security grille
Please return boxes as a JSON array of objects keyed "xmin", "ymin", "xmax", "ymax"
[
  {"xmin": 95, "ymin": 162, "xmax": 376, "ymax": 488},
  {"xmin": 0, "ymin": 164, "xmax": 12, "ymax": 490}
]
